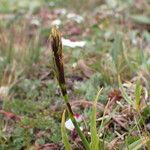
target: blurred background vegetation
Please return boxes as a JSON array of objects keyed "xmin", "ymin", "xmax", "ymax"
[{"xmin": 0, "ymin": 0, "xmax": 150, "ymax": 149}]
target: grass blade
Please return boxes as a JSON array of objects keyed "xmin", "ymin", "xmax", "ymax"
[
  {"xmin": 61, "ymin": 110, "xmax": 72, "ymax": 150},
  {"xmin": 111, "ymin": 32, "xmax": 123, "ymax": 72},
  {"xmin": 90, "ymin": 88, "xmax": 103, "ymax": 150},
  {"xmin": 118, "ymin": 76, "xmax": 133, "ymax": 105},
  {"xmin": 125, "ymin": 136, "xmax": 150, "ymax": 150},
  {"xmin": 135, "ymin": 80, "xmax": 142, "ymax": 111}
]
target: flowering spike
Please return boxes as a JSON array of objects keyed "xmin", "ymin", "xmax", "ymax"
[{"xmin": 50, "ymin": 27, "xmax": 67, "ymax": 99}]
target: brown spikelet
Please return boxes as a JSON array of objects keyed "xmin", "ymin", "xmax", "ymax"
[{"xmin": 50, "ymin": 27, "xmax": 67, "ymax": 97}]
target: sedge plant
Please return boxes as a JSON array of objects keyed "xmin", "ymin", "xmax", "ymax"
[{"xmin": 49, "ymin": 27, "xmax": 90, "ymax": 150}]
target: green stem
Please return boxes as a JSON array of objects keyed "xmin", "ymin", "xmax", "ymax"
[{"xmin": 63, "ymin": 95, "xmax": 91, "ymax": 150}]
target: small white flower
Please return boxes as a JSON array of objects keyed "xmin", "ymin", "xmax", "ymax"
[
  {"xmin": 65, "ymin": 119, "xmax": 75, "ymax": 131},
  {"xmin": 65, "ymin": 114, "xmax": 83, "ymax": 131},
  {"xmin": 62, "ymin": 38, "xmax": 86, "ymax": 48},
  {"xmin": 72, "ymin": 63, "xmax": 77, "ymax": 68},
  {"xmin": 51, "ymin": 19, "xmax": 62, "ymax": 26}
]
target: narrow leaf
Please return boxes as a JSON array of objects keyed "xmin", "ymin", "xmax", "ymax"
[
  {"xmin": 61, "ymin": 110, "xmax": 72, "ymax": 150},
  {"xmin": 90, "ymin": 88, "xmax": 103, "ymax": 150},
  {"xmin": 125, "ymin": 136, "xmax": 150, "ymax": 150},
  {"xmin": 131, "ymin": 15, "xmax": 150, "ymax": 25},
  {"xmin": 111, "ymin": 33, "xmax": 123, "ymax": 71},
  {"xmin": 118, "ymin": 76, "xmax": 133, "ymax": 105},
  {"xmin": 135, "ymin": 80, "xmax": 142, "ymax": 111}
]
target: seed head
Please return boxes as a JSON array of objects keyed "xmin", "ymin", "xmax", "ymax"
[{"xmin": 50, "ymin": 27, "xmax": 67, "ymax": 96}]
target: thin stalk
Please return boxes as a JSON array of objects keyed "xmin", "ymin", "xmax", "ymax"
[
  {"xmin": 50, "ymin": 27, "xmax": 90, "ymax": 150},
  {"xmin": 65, "ymin": 95, "xmax": 90, "ymax": 150}
]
